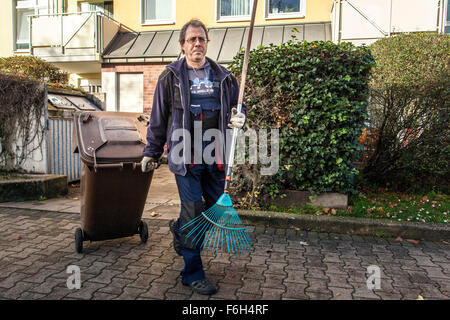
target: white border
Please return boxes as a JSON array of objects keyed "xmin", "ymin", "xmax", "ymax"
[
  {"xmin": 140, "ymin": 0, "xmax": 176, "ymax": 26},
  {"xmin": 264, "ymin": 0, "xmax": 306, "ymax": 20}
]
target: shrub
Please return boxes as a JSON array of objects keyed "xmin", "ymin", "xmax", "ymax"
[
  {"xmin": 0, "ymin": 55, "xmax": 68, "ymax": 85},
  {"xmin": 362, "ymin": 33, "xmax": 450, "ymax": 193},
  {"xmin": 228, "ymin": 39, "xmax": 375, "ymax": 207},
  {"xmin": 0, "ymin": 75, "xmax": 46, "ymax": 170}
]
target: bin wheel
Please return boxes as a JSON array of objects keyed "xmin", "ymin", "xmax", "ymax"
[
  {"xmin": 75, "ymin": 228, "xmax": 83, "ymax": 253},
  {"xmin": 139, "ymin": 221, "xmax": 148, "ymax": 243}
]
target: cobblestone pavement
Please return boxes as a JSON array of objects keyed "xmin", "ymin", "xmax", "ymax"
[{"xmin": 0, "ymin": 208, "xmax": 449, "ymax": 300}]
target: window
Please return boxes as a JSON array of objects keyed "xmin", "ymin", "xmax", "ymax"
[
  {"xmin": 14, "ymin": 0, "xmax": 50, "ymax": 51},
  {"xmin": 265, "ymin": 0, "xmax": 305, "ymax": 19},
  {"xmin": 80, "ymin": 1, "xmax": 114, "ymax": 18},
  {"xmin": 141, "ymin": 0, "xmax": 175, "ymax": 25},
  {"xmin": 217, "ymin": 0, "xmax": 251, "ymax": 21}
]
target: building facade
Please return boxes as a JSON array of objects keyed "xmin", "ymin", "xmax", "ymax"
[
  {"xmin": 1, "ymin": 0, "xmax": 448, "ymax": 115},
  {"xmin": 1, "ymin": 0, "xmax": 335, "ymax": 114}
]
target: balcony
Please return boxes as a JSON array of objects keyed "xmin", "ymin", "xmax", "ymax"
[{"xmin": 29, "ymin": 11, "xmax": 133, "ymax": 73}]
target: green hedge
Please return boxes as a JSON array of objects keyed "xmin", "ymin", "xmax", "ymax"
[
  {"xmin": 0, "ymin": 56, "xmax": 68, "ymax": 85},
  {"xmin": 228, "ymin": 40, "xmax": 375, "ymax": 206},
  {"xmin": 362, "ymin": 33, "xmax": 450, "ymax": 193}
]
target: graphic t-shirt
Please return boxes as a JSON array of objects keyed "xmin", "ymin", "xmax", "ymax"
[{"xmin": 187, "ymin": 61, "xmax": 221, "ymax": 163}]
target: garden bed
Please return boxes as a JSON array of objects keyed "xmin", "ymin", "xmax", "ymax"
[{"xmin": 267, "ymin": 189, "xmax": 449, "ymax": 225}]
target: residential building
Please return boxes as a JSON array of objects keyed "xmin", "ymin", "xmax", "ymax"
[
  {"xmin": 1, "ymin": 0, "xmax": 334, "ymax": 114},
  {"xmin": 1, "ymin": 0, "xmax": 448, "ymax": 115}
]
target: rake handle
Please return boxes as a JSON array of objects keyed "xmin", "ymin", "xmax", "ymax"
[{"xmin": 224, "ymin": 0, "xmax": 258, "ymax": 192}]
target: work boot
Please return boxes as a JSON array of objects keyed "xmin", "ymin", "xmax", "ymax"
[
  {"xmin": 186, "ymin": 278, "xmax": 217, "ymax": 295},
  {"xmin": 169, "ymin": 220, "xmax": 182, "ymax": 256}
]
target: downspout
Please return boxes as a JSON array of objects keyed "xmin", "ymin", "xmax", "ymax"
[
  {"xmin": 438, "ymin": 0, "xmax": 446, "ymax": 33},
  {"xmin": 43, "ymin": 83, "xmax": 50, "ymax": 174},
  {"xmin": 338, "ymin": 0, "xmax": 343, "ymax": 43},
  {"xmin": 388, "ymin": 0, "xmax": 392, "ymax": 37}
]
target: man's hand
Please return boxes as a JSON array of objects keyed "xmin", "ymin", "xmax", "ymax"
[
  {"xmin": 141, "ymin": 156, "xmax": 160, "ymax": 173},
  {"xmin": 228, "ymin": 107, "xmax": 246, "ymax": 129}
]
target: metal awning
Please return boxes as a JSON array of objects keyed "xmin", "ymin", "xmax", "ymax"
[{"xmin": 102, "ymin": 22, "xmax": 332, "ymax": 64}]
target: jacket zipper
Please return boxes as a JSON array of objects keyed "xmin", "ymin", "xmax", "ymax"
[
  {"xmin": 170, "ymin": 66, "xmax": 231, "ymax": 174},
  {"xmin": 169, "ymin": 69, "xmax": 187, "ymax": 176},
  {"xmin": 220, "ymin": 74, "xmax": 231, "ymax": 166}
]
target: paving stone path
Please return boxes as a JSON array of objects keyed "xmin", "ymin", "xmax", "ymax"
[{"xmin": 0, "ymin": 208, "xmax": 449, "ymax": 300}]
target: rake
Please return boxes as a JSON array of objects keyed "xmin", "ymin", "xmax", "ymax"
[{"xmin": 180, "ymin": 0, "xmax": 259, "ymax": 255}]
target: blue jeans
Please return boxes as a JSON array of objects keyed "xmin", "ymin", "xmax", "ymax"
[{"xmin": 173, "ymin": 163, "xmax": 224, "ymax": 284}]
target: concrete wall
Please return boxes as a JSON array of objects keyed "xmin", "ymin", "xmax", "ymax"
[
  {"xmin": 332, "ymin": 0, "xmax": 442, "ymax": 45},
  {"xmin": 0, "ymin": 0, "xmax": 14, "ymax": 57},
  {"xmin": 0, "ymin": 87, "xmax": 48, "ymax": 173}
]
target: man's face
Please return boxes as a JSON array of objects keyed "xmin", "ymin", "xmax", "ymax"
[{"xmin": 181, "ymin": 26, "xmax": 208, "ymax": 65}]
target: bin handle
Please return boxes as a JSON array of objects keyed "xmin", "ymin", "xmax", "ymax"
[
  {"xmin": 93, "ymin": 161, "xmax": 143, "ymax": 171},
  {"xmin": 94, "ymin": 163, "xmax": 124, "ymax": 170}
]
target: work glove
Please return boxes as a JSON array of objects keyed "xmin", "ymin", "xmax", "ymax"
[
  {"xmin": 141, "ymin": 156, "xmax": 160, "ymax": 173},
  {"xmin": 228, "ymin": 107, "xmax": 246, "ymax": 129}
]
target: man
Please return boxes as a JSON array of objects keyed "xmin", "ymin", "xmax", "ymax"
[{"xmin": 141, "ymin": 19, "xmax": 246, "ymax": 295}]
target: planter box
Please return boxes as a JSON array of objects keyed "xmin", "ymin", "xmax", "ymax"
[
  {"xmin": 271, "ymin": 190, "xmax": 348, "ymax": 210},
  {"xmin": 0, "ymin": 174, "xmax": 68, "ymax": 202}
]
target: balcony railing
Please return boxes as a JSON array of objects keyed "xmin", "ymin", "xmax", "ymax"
[{"xmin": 29, "ymin": 11, "xmax": 135, "ymax": 62}]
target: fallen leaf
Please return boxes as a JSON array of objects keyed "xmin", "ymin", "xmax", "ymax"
[
  {"xmin": 406, "ymin": 239, "xmax": 419, "ymax": 245},
  {"xmin": 150, "ymin": 211, "xmax": 158, "ymax": 217},
  {"xmin": 295, "ymin": 228, "xmax": 300, "ymax": 231},
  {"xmin": 442, "ymin": 240, "xmax": 450, "ymax": 245},
  {"xmin": 416, "ymin": 295, "xmax": 424, "ymax": 300},
  {"xmin": 422, "ymin": 196, "xmax": 428, "ymax": 201},
  {"xmin": 335, "ymin": 293, "xmax": 340, "ymax": 297},
  {"xmin": 377, "ymin": 207, "xmax": 384, "ymax": 212},
  {"xmin": 395, "ymin": 236, "xmax": 403, "ymax": 242},
  {"xmin": 265, "ymin": 249, "xmax": 273, "ymax": 253},
  {"xmin": 300, "ymin": 241, "xmax": 309, "ymax": 246},
  {"xmin": 73, "ymin": 197, "xmax": 79, "ymax": 200},
  {"xmin": 323, "ymin": 207, "xmax": 330, "ymax": 214}
]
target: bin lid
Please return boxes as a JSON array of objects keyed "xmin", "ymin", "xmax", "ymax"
[{"xmin": 73, "ymin": 111, "xmax": 150, "ymax": 166}]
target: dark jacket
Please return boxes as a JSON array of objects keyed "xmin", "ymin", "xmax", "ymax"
[{"xmin": 142, "ymin": 57, "xmax": 245, "ymax": 176}]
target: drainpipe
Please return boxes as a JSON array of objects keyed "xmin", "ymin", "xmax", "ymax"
[
  {"xmin": 338, "ymin": 0, "xmax": 343, "ymax": 44},
  {"xmin": 388, "ymin": 0, "xmax": 392, "ymax": 37}
]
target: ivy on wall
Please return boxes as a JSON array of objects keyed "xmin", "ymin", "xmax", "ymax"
[{"xmin": 0, "ymin": 75, "xmax": 46, "ymax": 171}]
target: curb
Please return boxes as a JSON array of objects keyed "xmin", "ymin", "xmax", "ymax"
[{"xmin": 238, "ymin": 209, "xmax": 450, "ymax": 242}]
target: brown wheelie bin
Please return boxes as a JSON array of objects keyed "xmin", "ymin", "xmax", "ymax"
[{"xmin": 73, "ymin": 111, "xmax": 153, "ymax": 253}]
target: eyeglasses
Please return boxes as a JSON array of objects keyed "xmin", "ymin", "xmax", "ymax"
[{"xmin": 185, "ymin": 36, "xmax": 208, "ymax": 44}]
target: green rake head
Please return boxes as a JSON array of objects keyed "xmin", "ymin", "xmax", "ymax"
[{"xmin": 180, "ymin": 193, "xmax": 252, "ymax": 255}]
